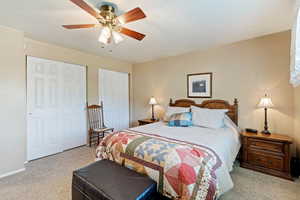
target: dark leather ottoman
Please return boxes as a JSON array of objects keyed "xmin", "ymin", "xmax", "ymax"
[{"xmin": 72, "ymin": 160, "xmax": 157, "ymax": 200}]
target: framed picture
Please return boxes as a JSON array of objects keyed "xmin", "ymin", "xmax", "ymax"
[{"xmin": 187, "ymin": 72, "xmax": 212, "ymax": 98}]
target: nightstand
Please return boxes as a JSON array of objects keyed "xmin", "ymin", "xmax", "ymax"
[
  {"xmin": 240, "ymin": 131, "xmax": 293, "ymax": 180},
  {"xmin": 138, "ymin": 119, "xmax": 159, "ymax": 126}
]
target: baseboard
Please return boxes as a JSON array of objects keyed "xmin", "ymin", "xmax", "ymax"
[{"xmin": 0, "ymin": 168, "xmax": 25, "ymax": 179}]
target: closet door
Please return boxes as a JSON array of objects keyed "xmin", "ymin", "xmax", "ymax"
[
  {"xmin": 27, "ymin": 57, "xmax": 86, "ymax": 161},
  {"xmin": 61, "ymin": 63, "xmax": 87, "ymax": 150},
  {"xmin": 99, "ymin": 69, "xmax": 129, "ymax": 131},
  {"xmin": 27, "ymin": 57, "xmax": 62, "ymax": 160}
]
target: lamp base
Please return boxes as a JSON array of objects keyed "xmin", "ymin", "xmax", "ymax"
[{"xmin": 261, "ymin": 130, "xmax": 271, "ymax": 135}]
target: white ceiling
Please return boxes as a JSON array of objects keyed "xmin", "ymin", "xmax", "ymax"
[{"xmin": 0, "ymin": 0, "xmax": 295, "ymax": 63}]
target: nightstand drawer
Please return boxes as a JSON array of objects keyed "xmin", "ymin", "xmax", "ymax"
[
  {"xmin": 241, "ymin": 132, "xmax": 293, "ymax": 180},
  {"xmin": 248, "ymin": 138, "xmax": 283, "ymax": 153},
  {"xmin": 248, "ymin": 151, "xmax": 284, "ymax": 171}
]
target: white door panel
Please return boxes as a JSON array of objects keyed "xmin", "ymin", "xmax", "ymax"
[
  {"xmin": 99, "ymin": 69, "xmax": 129, "ymax": 131},
  {"xmin": 61, "ymin": 64, "xmax": 86, "ymax": 150},
  {"xmin": 27, "ymin": 56, "xmax": 86, "ymax": 161},
  {"xmin": 27, "ymin": 57, "xmax": 62, "ymax": 160}
]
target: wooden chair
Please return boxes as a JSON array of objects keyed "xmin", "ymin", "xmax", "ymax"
[{"xmin": 87, "ymin": 102, "xmax": 114, "ymax": 146}]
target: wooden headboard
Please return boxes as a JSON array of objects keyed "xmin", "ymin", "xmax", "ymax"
[{"xmin": 169, "ymin": 98, "xmax": 239, "ymax": 125}]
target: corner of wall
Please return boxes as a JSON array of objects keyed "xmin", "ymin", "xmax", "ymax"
[{"xmin": 0, "ymin": 25, "xmax": 26, "ymax": 177}]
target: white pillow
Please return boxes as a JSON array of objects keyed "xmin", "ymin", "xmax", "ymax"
[
  {"xmin": 224, "ymin": 115, "xmax": 241, "ymax": 133},
  {"xmin": 164, "ymin": 106, "xmax": 190, "ymax": 121},
  {"xmin": 191, "ymin": 106, "xmax": 228, "ymax": 129},
  {"xmin": 224, "ymin": 115, "xmax": 241, "ymax": 143}
]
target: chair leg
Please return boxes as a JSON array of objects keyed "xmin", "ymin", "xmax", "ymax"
[{"xmin": 89, "ymin": 131, "xmax": 92, "ymax": 147}]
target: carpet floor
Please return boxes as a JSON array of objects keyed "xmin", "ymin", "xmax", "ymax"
[{"xmin": 0, "ymin": 146, "xmax": 298, "ymax": 200}]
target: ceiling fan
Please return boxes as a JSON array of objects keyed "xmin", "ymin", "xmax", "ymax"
[{"xmin": 63, "ymin": 0, "xmax": 146, "ymax": 44}]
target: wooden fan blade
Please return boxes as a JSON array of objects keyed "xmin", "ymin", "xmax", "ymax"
[
  {"xmin": 119, "ymin": 27, "xmax": 145, "ymax": 41},
  {"xmin": 117, "ymin": 7, "xmax": 146, "ymax": 24},
  {"xmin": 62, "ymin": 24, "xmax": 97, "ymax": 29},
  {"xmin": 70, "ymin": 0, "xmax": 101, "ymax": 19}
]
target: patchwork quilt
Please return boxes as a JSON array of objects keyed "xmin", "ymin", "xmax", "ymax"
[{"xmin": 96, "ymin": 130, "xmax": 222, "ymax": 200}]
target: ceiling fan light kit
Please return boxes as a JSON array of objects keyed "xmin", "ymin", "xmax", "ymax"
[
  {"xmin": 63, "ymin": 0, "xmax": 146, "ymax": 45},
  {"xmin": 98, "ymin": 26, "xmax": 112, "ymax": 44},
  {"xmin": 112, "ymin": 31, "xmax": 124, "ymax": 44}
]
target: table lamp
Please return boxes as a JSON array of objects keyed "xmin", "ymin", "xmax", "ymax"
[
  {"xmin": 149, "ymin": 97, "xmax": 157, "ymax": 121},
  {"xmin": 258, "ymin": 94, "xmax": 274, "ymax": 134}
]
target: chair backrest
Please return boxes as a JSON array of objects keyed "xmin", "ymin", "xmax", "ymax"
[{"xmin": 87, "ymin": 102, "xmax": 105, "ymax": 130}]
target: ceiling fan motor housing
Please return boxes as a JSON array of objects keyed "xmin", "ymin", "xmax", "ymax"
[
  {"xmin": 100, "ymin": 4, "xmax": 115, "ymax": 13},
  {"xmin": 99, "ymin": 5, "xmax": 117, "ymax": 23}
]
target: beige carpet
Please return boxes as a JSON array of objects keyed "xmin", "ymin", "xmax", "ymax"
[{"xmin": 0, "ymin": 146, "xmax": 299, "ymax": 200}]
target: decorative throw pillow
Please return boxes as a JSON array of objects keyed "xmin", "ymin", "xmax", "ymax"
[
  {"xmin": 191, "ymin": 106, "xmax": 228, "ymax": 129},
  {"xmin": 163, "ymin": 106, "xmax": 190, "ymax": 122},
  {"xmin": 168, "ymin": 112, "xmax": 193, "ymax": 127}
]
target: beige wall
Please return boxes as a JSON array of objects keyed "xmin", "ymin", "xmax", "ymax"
[
  {"xmin": 0, "ymin": 26, "xmax": 26, "ymax": 176},
  {"xmin": 0, "ymin": 26, "xmax": 133, "ymax": 177},
  {"xmin": 133, "ymin": 31, "xmax": 295, "ymax": 150},
  {"xmin": 294, "ymin": 86, "xmax": 300, "ymax": 156}
]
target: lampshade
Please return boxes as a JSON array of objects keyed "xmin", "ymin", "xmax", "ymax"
[
  {"xmin": 258, "ymin": 95, "xmax": 274, "ymax": 108},
  {"xmin": 112, "ymin": 31, "xmax": 124, "ymax": 44},
  {"xmin": 149, "ymin": 97, "xmax": 157, "ymax": 105},
  {"xmin": 98, "ymin": 26, "xmax": 111, "ymax": 44}
]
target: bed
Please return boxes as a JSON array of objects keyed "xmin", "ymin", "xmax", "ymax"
[{"xmin": 96, "ymin": 98, "xmax": 241, "ymax": 200}]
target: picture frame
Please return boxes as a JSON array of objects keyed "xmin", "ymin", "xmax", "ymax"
[{"xmin": 187, "ymin": 72, "xmax": 212, "ymax": 98}]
